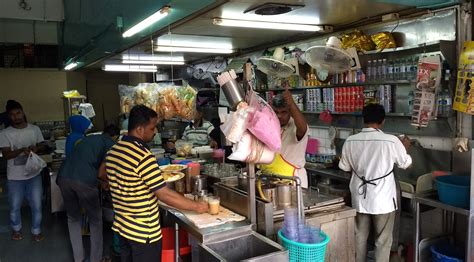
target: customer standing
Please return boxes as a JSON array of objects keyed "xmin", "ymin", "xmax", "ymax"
[
  {"xmin": 105, "ymin": 105, "xmax": 208, "ymax": 262},
  {"xmin": 271, "ymin": 88, "xmax": 309, "ymax": 188},
  {"xmin": 58, "ymin": 124, "xmax": 120, "ymax": 262},
  {"xmin": 338, "ymin": 104, "xmax": 412, "ymax": 262},
  {"xmin": 65, "ymin": 115, "xmax": 92, "ymax": 156},
  {"xmin": 0, "ymin": 100, "xmax": 46, "ymax": 242}
]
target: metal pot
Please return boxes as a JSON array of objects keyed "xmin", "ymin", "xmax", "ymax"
[
  {"xmin": 238, "ymin": 172, "xmax": 248, "ymax": 190},
  {"xmin": 191, "ymin": 175, "xmax": 208, "ymax": 197},
  {"xmin": 262, "ymin": 185, "xmax": 277, "ymax": 209}
]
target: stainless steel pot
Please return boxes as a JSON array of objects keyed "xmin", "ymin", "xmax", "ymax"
[{"xmin": 191, "ymin": 175, "xmax": 208, "ymax": 196}]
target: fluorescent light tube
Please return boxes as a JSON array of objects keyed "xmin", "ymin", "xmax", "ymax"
[
  {"xmin": 213, "ymin": 18, "xmax": 323, "ymax": 32},
  {"xmin": 121, "ymin": 54, "xmax": 184, "ymax": 62},
  {"xmin": 103, "ymin": 65, "xmax": 158, "ymax": 72},
  {"xmin": 155, "ymin": 46, "xmax": 234, "ymax": 54},
  {"xmin": 122, "ymin": 60, "xmax": 185, "ymax": 65},
  {"xmin": 122, "ymin": 6, "xmax": 170, "ymax": 38},
  {"xmin": 64, "ymin": 62, "xmax": 78, "ymax": 70}
]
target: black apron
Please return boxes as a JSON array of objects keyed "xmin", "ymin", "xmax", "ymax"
[{"xmin": 354, "ymin": 169, "xmax": 393, "ymax": 199}]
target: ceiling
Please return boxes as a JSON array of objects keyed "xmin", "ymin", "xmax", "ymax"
[{"xmin": 101, "ymin": 0, "xmax": 420, "ymax": 67}]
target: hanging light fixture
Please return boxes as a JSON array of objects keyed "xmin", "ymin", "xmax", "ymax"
[
  {"xmin": 122, "ymin": 6, "xmax": 170, "ymax": 38},
  {"xmin": 102, "ymin": 64, "xmax": 158, "ymax": 72},
  {"xmin": 213, "ymin": 17, "xmax": 331, "ymax": 32},
  {"xmin": 64, "ymin": 62, "xmax": 78, "ymax": 70}
]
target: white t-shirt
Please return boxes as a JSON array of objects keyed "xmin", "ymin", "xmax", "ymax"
[
  {"xmin": 280, "ymin": 118, "xmax": 309, "ymax": 188},
  {"xmin": 0, "ymin": 124, "xmax": 44, "ymax": 180},
  {"xmin": 339, "ymin": 128, "xmax": 412, "ymax": 214}
]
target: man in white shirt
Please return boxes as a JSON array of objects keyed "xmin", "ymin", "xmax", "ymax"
[
  {"xmin": 0, "ymin": 100, "xmax": 46, "ymax": 242},
  {"xmin": 339, "ymin": 104, "xmax": 412, "ymax": 262},
  {"xmin": 271, "ymin": 88, "xmax": 309, "ymax": 188}
]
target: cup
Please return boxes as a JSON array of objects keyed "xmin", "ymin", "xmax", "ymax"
[{"xmin": 208, "ymin": 196, "xmax": 220, "ymax": 215}]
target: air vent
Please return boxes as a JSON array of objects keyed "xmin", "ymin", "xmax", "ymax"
[{"xmin": 244, "ymin": 3, "xmax": 304, "ymax": 16}]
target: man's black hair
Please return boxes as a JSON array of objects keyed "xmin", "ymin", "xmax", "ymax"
[
  {"xmin": 128, "ymin": 105, "xmax": 158, "ymax": 132},
  {"xmin": 103, "ymin": 124, "xmax": 120, "ymax": 137},
  {"xmin": 362, "ymin": 104, "xmax": 385, "ymax": 125},
  {"xmin": 6, "ymin": 100, "xmax": 23, "ymax": 113},
  {"xmin": 271, "ymin": 94, "xmax": 288, "ymax": 109}
]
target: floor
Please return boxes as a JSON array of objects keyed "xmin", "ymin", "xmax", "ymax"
[{"xmin": 0, "ymin": 174, "xmax": 115, "ymax": 262}]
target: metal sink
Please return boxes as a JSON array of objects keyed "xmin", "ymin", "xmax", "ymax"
[{"xmin": 198, "ymin": 231, "xmax": 288, "ymax": 262}]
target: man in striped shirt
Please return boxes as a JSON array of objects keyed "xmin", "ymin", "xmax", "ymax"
[
  {"xmin": 104, "ymin": 105, "xmax": 208, "ymax": 262},
  {"xmin": 182, "ymin": 107, "xmax": 218, "ymax": 148}
]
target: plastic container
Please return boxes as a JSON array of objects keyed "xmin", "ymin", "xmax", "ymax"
[
  {"xmin": 430, "ymin": 243, "xmax": 464, "ymax": 262},
  {"xmin": 278, "ymin": 230, "xmax": 330, "ymax": 262},
  {"xmin": 161, "ymin": 227, "xmax": 191, "ymax": 262},
  {"xmin": 435, "ymin": 175, "xmax": 470, "ymax": 208}
]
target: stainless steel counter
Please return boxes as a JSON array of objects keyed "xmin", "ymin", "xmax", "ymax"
[{"xmin": 160, "ymin": 205, "xmax": 251, "ymax": 244}]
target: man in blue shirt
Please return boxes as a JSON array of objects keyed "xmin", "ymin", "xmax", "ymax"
[{"xmin": 58, "ymin": 124, "xmax": 120, "ymax": 262}]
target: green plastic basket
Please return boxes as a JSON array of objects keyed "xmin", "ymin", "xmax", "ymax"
[{"xmin": 278, "ymin": 230, "xmax": 330, "ymax": 262}]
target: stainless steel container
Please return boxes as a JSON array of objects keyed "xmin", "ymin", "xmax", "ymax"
[
  {"xmin": 221, "ymin": 79, "xmax": 245, "ymax": 110},
  {"xmin": 277, "ymin": 184, "xmax": 292, "ymax": 207},
  {"xmin": 262, "ymin": 185, "xmax": 277, "ymax": 209},
  {"xmin": 191, "ymin": 175, "xmax": 208, "ymax": 196}
]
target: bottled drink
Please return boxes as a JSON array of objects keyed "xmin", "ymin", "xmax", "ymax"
[
  {"xmin": 411, "ymin": 56, "xmax": 419, "ymax": 80},
  {"xmin": 394, "ymin": 59, "xmax": 400, "ymax": 80},
  {"xmin": 382, "ymin": 59, "xmax": 388, "ymax": 80},
  {"xmin": 377, "ymin": 59, "xmax": 383, "ymax": 81},
  {"xmin": 408, "ymin": 91, "xmax": 414, "ymax": 113},
  {"xmin": 399, "ymin": 58, "xmax": 406, "ymax": 80},
  {"xmin": 388, "ymin": 60, "xmax": 394, "ymax": 80},
  {"xmin": 367, "ymin": 60, "xmax": 373, "ymax": 81}
]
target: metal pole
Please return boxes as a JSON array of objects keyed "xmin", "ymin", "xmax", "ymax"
[
  {"xmin": 174, "ymin": 222, "xmax": 180, "ymax": 262},
  {"xmin": 414, "ymin": 201, "xmax": 420, "ymax": 262},
  {"xmin": 248, "ymin": 163, "xmax": 257, "ymax": 227}
]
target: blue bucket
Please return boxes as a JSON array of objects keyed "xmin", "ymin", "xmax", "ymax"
[
  {"xmin": 435, "ymin": 175, "xmax": 470, "ymax": 209},
  {"xmin": 430, "ymin": 243, "xmax": 464, "ymax": 262}
]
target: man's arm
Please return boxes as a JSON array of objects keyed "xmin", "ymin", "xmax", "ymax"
[
  {"xmin": 282, "ymin": 87, "xmax": 308, "ymax": 141},
  {"xmin": 154, "ymin": 187, "xmax": 208, "ymax": 213},
  {"xmin": 98, "ymin": 162, "xmax": 109, "ymax": 190},
  {"xmin": 1, "ymin": 147, "xmax": 29, "ymax": 160}
]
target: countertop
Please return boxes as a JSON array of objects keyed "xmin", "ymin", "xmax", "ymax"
[{"xmin": 160, "ymin": 204, "xmax": 252, "ymax": 244}]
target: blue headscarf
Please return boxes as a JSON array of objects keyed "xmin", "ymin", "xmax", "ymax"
[{"xmin": 65, "ymin": 115, "xmax": 92, "ymax": 156}]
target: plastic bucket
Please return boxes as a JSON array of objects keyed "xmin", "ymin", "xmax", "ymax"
[
  {"xmin": 435, "ymin": 175, "xmax": 470, "ymax": 208},
  {"xmin": 430, "ymin": 243, "xmax": 464, "ymax": 262},
  {"xmin": 161, "ymin": 227, "xmax": 191, "ymax": 262}
]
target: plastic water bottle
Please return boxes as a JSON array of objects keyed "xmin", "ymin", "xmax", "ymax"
[
  {"xmin": 400, "ymin": 58, "xmax": 407, "ymax": 80},
  {"xmin": 367, "ymin": 60, "xmax": 373, "ymax": 81},
  {"xmin": 394, "ymin": 59, "xmax": 400, "ymax": 80},
  {"xmin": 408, "ymin": 91, "xmax": 414, "ymax": 113},
  {"xmin": 411, "ymin": 56, "xmax": 419, "ymax": 80},
  {"xmin": 376, "ymin": 59, "xmax": 383, "ymax": 81},
  {"xmin": 388, "ymin": 60, "xmax": 394, "ymax": 80},
  {"xmin": 382, "ymin": 59, "xmax": 388, "ymax": 80}
]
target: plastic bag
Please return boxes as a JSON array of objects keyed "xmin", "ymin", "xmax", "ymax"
[
  {"xmin": 174, "ymin": 85, "xmax": 197, "ymax": 120},
  {"xmin": 227, "ymin": 131, "xmax": 275, "ymax": 164},
  {"xmin": 24, "ymin": 152, "xmax": 47, "ymax": 177},
  {"xmin": 157, "ymin": 86, "xmax": 178, "ymax": 120},
  {"xmin": 221, "ymin": 105, "xmax": 250, "ymax": 143},
  {"xmin": 246, "ymin": 89, "xmax": 281, "ymax": 151},
  {"xmin": 118, "ymin": 85, "xmax": 136, "ymax": 114}
]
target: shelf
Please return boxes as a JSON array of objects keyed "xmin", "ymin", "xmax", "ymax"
[
  {"xmin": 302, "ymin": 111, "xmax": 410, "ymax": 117},
  {"xmin": 260, "ymin": 80, "xmax": 414, "ymax": 92},
  {"xmin": 362, "ymin": 40, "xmax": 444, "ymax": 55}
]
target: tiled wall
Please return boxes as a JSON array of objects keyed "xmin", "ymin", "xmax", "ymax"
[{"xmin": 308, "ymin": 126, "xmax": 339, "ymax": 155}]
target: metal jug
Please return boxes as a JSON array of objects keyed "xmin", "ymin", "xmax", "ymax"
[{"xmin": 191, "ymin": 175, "xmax": 207, "ymax": 197}]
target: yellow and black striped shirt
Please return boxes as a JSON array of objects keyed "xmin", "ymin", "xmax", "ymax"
[{"xmin": 105, "ymin": 135, "xmax": 165, "ymax": 243}]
